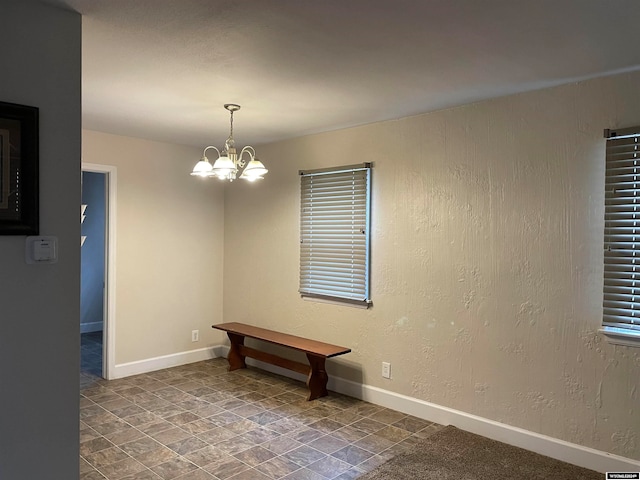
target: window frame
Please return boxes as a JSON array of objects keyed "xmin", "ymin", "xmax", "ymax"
[
  {"xmin": 601, "ymin": 126, "xmax": 640, "ymax": 347},
  {"xmin": 299, "ymin": 163, "xmax": 372, "ymax": 308}
]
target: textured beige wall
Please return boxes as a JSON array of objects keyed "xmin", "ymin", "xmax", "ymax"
[
  {"xmin": 83, "ymin": 130, "xmax": 227, "ymax": 363},
  {"xmin": 223, "ymin": 72, "xmax": 640, "ymax": 460}
]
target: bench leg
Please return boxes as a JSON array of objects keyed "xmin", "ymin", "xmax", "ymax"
[
  {"xmin": 227, "ymin": 333, "xmax": 246, "ymax": 371},
  {"xmin": 306, "ymin": 353, "xmax": 328, "ymax": 401}
]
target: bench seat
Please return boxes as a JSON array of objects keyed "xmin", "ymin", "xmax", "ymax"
[{"xmin": 212, "ymin": 322, "xmax": 351, "ymax": 400}]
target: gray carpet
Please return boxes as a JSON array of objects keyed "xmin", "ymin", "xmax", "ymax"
[{"xmin": 358, "ymin": 426, "xmax": 602, "ymax": 480}]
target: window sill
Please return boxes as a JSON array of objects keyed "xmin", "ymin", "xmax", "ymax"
[
  {"xmin": 599, "ymin": 326, "xmax": 640, "ymax": 348},
  {"xmin": 302, "ymin": 295, "xmax": 372, "ymax": 309}
]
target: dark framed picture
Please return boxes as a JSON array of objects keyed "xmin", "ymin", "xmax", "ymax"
[{"xmin": 0, "ymin": 101, "xmax": 38, "ymax": 235}]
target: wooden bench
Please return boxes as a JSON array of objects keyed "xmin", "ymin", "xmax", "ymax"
[{"xmin": 212, "ymin": 322, "xmax": 351, "ymax": 401}]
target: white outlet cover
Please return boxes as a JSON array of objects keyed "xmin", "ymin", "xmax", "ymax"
[{"xmin": 25, "ymin": 236, "xmax": 59, "ymax": 264}]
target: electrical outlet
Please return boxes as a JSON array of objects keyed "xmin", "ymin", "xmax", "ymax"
[
  {"xmin": 382, "ymin": 361, "xmax": 391, "ymax": 379},
  {"xmin": 191, "ymin": 330, "xmax": 199, "ymax": 342}
]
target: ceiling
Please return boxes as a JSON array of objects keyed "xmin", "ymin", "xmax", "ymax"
[{"xmin": 42, "ymin": 0, "xmax": 640, "ymax": 149}]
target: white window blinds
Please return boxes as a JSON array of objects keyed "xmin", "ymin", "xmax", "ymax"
[
  {"xmin": 299, "ymin": 163, "xmax": 371, "ymax": 306},
  {"xmin": 604, "ymin": 126, "xmax": 640, "ymax": 334}
]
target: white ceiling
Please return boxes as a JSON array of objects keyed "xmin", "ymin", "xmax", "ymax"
[{"xmin": 43, "ymin": 0, "xmax": 640, "ymax": 149}]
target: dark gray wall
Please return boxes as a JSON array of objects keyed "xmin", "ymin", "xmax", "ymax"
[
  {"xmin": 0, "ymin": 1, "xmax": 81, "ymax": 478},
  {"xmin": 81, "ymin": 171, "xmax": 106, "ymax": 332}
]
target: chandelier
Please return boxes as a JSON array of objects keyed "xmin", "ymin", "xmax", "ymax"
[{"xmin": 191, "ymin": 104, "xmax": 268, "ymax": 182}]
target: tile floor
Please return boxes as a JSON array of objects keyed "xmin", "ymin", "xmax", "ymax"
[
  {"xmin": 80, "ymin": 356, "xmax": 443, "ymax": 480},
  {"xmin": 81, "ymin": 331, "xmax": 103, "ymax": 377}
]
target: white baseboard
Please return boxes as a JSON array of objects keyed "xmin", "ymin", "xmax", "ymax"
[
  {"xmin": 80, "ymin": 322, "xmax": 103, "ymax": 334},
  {"xmin": 112, "ymin": 346, "xmax": 216, "ymax": 379},
  {"xmin": 215, "ymin": 345, "xmax": 640, "ymax": 473}
]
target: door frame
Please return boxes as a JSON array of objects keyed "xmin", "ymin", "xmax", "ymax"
[{"xmin": 82, "ymin": 163, "xmax": 117, "ymax": 380}]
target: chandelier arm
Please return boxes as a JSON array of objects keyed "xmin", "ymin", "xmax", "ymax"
[
  {"xmin": 202, "ymin": 145, "xmax": 221, "ymax": 159},
  {"xmin": 240, "ymin": 146, "xmax": 256, "ymax": 159},
  {"xmin": 237, "ymin": 146, "xmax": 256, "ymax": 169}
]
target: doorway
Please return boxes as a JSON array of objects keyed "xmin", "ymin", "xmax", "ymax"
[{"xmin": 81, "ymin": 163, "xmax": 117, "ymax": 380}]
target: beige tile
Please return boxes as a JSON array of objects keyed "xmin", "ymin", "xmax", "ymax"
[
  {"xmin": 350, "ymin": 418, "xmax": 386, "ymax": 435},
  {"xmin": 151, "ymin": 457, "xmax": 198, "ymax": 479},
  {"xmin": 355, "ymin": 454, "xmax": 387, "ymax": 472},
  {"xmin": 80, "ymin": 457, "xmax": 94, "ymax": 474},
  {"xmin": 84, "ymin": 446, "xmax": 129, "ymax": 468},
  {"xmin": 368, "ymin": 408, "xmax": 408, "ymax": 425},
  {"xmin": 180, "ymin": 418, "xmax": 217, "ymax": 435},
  {"xmin": 120, "ymin": 436, "xmax": 163, "ymax": 456},
  {"xmin": 197, "ymin": 426, "xmax": 238, "ymax": 445},
  {"xmin": 238, "ymin": 426, "xmax": 281, "ymax": 445},
  {"xmin": 254, "ymin": 456, "xmax": 302, "ymax": 479},
  {"xmin": 122, "ymin": 411, "xmax": 161, "ymax": 427},
  {"xmin": 80, "ymin": 427, "xmax": 102, "ymax": 443},
  {"xmin": 152, "ymin": 405, "xmax": 188, "ymax": 419},
  {"xmin": 118, "ymin": 470, "xmax": 162, "ymax": 480},
  {"xmin": 100, "ymin": 398, "xmax": 135, "ymax": 413},
  {"xmin": 391, "ymin": 415, "xmax": 432, "ymax": 433},
  {"xmin": 166, "ymin": 436, "xmax": 208, "ymax": 455},
  {"xmin": 306, "ymin": 418, "xmax": 344, "ymax": 434},
  {"xmin": 203, "ymin": 455, "xmax": 250, "ymax": 479},
  {"xmin": 329, "ymin": 410, "xmax": 365, "ymax": 426},
  {"xmin": 215, "ymin": 435, "xmax": 257, "ymax": 455},
  {"xmin": 330, "ymin": 444, "xmax": 373, "ymax": 466},
  {"xmin": 99, "ymin": 457, "xmax": 147, "ymax": 480},
  {"xmin": 262, "ymin": 436, "xmax": 304, "ymax": 455},
  {"xmin": 184, "ymin": 444, "xmax": 227, "ymax": 467},
  {"xmin": 173, "ymin": 469, "xmax": 217, "ymax": 480},
  {"xmin": 282, "ymin": 445, "xmax": 327, "ymax": 468},
  {"xmin": 287, "ymin": 428, "xmax": 324, "ymax": 445},
  {"xmin": 224, "ymin": 419, "xmax": 259, "ymax": 435},
  {"xmin": 333, "ymin": 467, "xmax": 366, "ymax": 480},
  {"xmin": 226, "ymin": 468, "xmax": 273, "ymax": 480},
  {"xmin": 104, "ymin": 426, "xmax": 146, "ymax": 445},
  {"xmin": 92, "ymin": 418, "xmax": 130, "ymax": 435},
  {"xmin": 209, "ymin": 411, "xmax": 244, "ymax": 427},
  {"xmin": 281, "ymin": 467, "xmax": 326, "ymax": 480},
  {"xmin": 83, "ymin": 412, "xmax": 120, "ymax": 428},
  {"xmin": 165, "ymin": 411, "xmax": 200, "ymax": 426},
  {"xmin": 149, "ymin": 427, "xmax": 191, "ymax": 445},
  {"xmin": 138, "ymin": 419, "xmax": 175, "ymax": 435},
  {"xmin": 135, "ymin": 446, "xmax": 179, "ymax": 468},
  {"xmin": 412, "ymin": 422, "xmax": 445, "ymax": 438},
  {"xmin": 308, "ymin": 434, "xmax": 349, "ymax": 454},
  {"xmin": 306, "ymin": 455, "xmax": 352, "ymax": 478},
  {"xmin": 347, "ymin": 403, "xmax": 383, "ymax": 417},
  {"xmin": 81, "ymin": 359, "xmax": 425, "ymax": 480},
  {"xmin": 331, "ymin": 425, "xmax": 368, "ymax": 443},
  {"xmin": 353, "ymin": 434, "xmax": 396, "ymax": 454},
  {"xmin": 232, "ymin": 403, "xmax": 265, "ymax": 418},
  {"xmin": 267, "ymin": 417, "xmax": 306, "ymax": 434},
  {"xmin": 80, "ymin": 437, "xmax": 115, "ymax": 457},
  {"xmin": 81, "ymin": 470, "xmax": 108, "ymax": 479},
  {"xmin": 373, "ymin": 425, "xmax": 412, "ymax": 443},
  {"xmin": 217, "ymin": 398, "xmax": 248, "ymax": 410},
  {"xmin": 233, "ymin": 445, "xmax": 276, "ymax": 467},
  {"xmin": 192, "ymin": 404, "xmax": 224, "ymax": 417}
]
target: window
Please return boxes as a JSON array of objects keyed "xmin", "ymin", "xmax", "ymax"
[
  {"xmin": 602, "ymin": 126, "xmax": 640, "ymax": 346},
  {"xmin": 299, "ymin": 163, "xmax": 371, "ymax": 307}
]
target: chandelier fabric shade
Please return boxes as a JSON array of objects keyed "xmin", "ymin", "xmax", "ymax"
[{"xmin": 191, "ymin": 104, "xmax": 268, "ymax": 182}]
